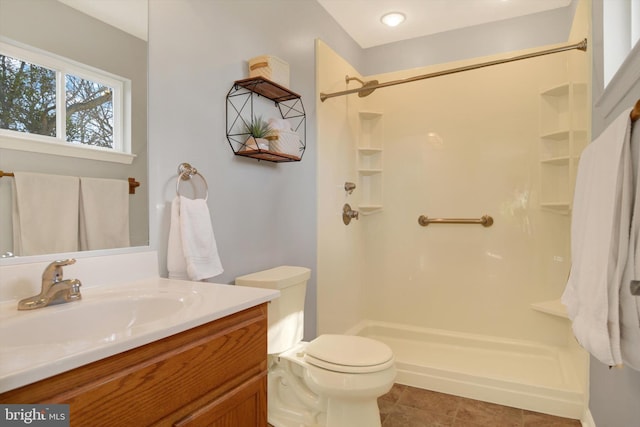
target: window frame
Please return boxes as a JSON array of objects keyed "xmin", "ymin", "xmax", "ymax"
[
  {"xmin": 602, "ymin": 0, "xmax": 640, "ymax": 87},
  {"xmin": 0, "ymin": 38, "xmax": 134, "ymax": 164}
]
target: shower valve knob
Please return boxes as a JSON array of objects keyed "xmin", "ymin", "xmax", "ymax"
[{"xmin": 343, "ymin": 204, "xmax": 359, "ymax": 225}]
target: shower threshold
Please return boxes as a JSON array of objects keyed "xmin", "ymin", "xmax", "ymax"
[{"xmin": 350, "ymin": 320, "xmax": 587, "ymax": 419}]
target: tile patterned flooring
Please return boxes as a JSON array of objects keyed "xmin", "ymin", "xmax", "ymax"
[{"xmin": 378, "ymin": 384, "xmax": 582, "ymax": 427}]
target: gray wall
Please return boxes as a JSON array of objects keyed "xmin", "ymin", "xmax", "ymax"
[
  {"xmin": 148, "ymin": 0, "xmax": 362, "ymax": 340},
  {"xmin": 362, "ymin": 2, "xmax": 578, "ymax": 75},
  {"xmin": 147, "ymin": 0, "xmax": 578, "ymax": 340},
  {"xmin": 589, "ymin": 2, "xmax": 640, "ymax": 426}
]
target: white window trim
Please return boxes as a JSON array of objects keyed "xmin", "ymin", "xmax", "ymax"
[
  {"xmin": 0, "ymin": 38, "xmax": 135, "ymax": 164},
  {"xmin": 602, "ymin": 0, "xmax": 640, "ymax": 88},
  {"xmin": 595, "ymin": 39, "xmax": 640, "ymax": 121}
]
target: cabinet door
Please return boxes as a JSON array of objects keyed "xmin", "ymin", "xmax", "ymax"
[{"xmin": 174, "ymin": 373, "xmax": 267, "ymax": 427}]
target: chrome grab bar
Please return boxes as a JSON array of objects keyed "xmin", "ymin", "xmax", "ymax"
[{"xmin": 418, "ymin": 215, "xmax": 494, "ymax": 227}]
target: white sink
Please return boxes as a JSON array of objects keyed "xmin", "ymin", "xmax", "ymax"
[
  {"xmin": 1, "ymin": 293, "xmax": 193, "ymax": 348},
  {"xmin": 0, "ymin": 277, "xmax": 279, "ymax": 394}
]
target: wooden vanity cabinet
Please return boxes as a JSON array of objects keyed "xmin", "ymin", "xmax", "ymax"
[{"xmin": 0, "ymin": 304, "xmax": 268, "ymax": 426}]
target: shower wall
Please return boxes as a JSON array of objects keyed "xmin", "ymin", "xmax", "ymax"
[
  {"xmin": 362, "ymin": 54, "xmax": 573, "ymax": 346},
  {"xmin": 316, "ymin": 40, "xmax": 367, "ymax": 334},
  {"xmin": 317, "ymin": 15, "xmax": 588, "ymax": 347}
]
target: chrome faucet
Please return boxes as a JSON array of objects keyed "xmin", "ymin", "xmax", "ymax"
[{"xmin": 18, "ymin": 259, "xmax": 82, "ymax": 310}]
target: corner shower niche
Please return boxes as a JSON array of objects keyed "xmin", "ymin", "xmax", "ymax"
[
  {"xmin": 226, "ymin": 77, "xmax": 306, "ymax": 163},
  {"xmin": 357, "ymin": 112, "xmax": 383, "ymax": 214},
  {"xmin": 538, "ymin": 82, "xmax": 588, "ymax": 214}
]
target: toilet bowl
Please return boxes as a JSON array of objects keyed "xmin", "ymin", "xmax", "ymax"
[{"xmin": 235, "ymin": 266, "xmax": 396, "ymax": 427}]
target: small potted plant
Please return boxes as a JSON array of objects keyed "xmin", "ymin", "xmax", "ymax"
[{"xmin": 244, "ymin": 115, "xmax": 275, "ymax": 151}]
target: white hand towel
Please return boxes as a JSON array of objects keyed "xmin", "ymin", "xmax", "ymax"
[
  {"xmin": 79, "ymin": 177, "xmax": 130, "ymax": 251},
  {"xmin": 12, "ymin": 172, "xmax": 80, "ymax": 256},
  {"xmin": 167, "ymin": 197, "xmax": 188, "ymax": 280},
  {"xmin": 167, "ymin": 196, "xmax": 223, "ymax": 281},
  {"xmin": 562, "ymin": 109, "xmax": 633, "ymax": 367}
]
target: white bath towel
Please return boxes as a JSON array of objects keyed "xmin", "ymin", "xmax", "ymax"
[
  {"xmin": 167, "ymin": 197, "xmax": 188, "ymax": 280},
  {"xmin": 79, "ymin": 177, "xmax": 130, "ymax": 251},
  {"xmin": 562, "ymin": 109, "xmax": 633, "ymax": 367},
  {"xmin": 167, "ymin": 196, "xmax": 223, "ymax": 281},
  {"xmin": 620, "ymin": 118, "xmax": 640, "ymax": 371},
  {"xmin": 12, "ymin": 172, "xmax": 80, "ymax": 256}
]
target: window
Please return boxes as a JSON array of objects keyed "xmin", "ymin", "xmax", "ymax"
[
  {"xmin": 603, "ymin": 0, "xmax": 640, "ymax": 87},
  {"xmin": 0, "ymin": 40, "xmax": 130, "ymax": 157}
]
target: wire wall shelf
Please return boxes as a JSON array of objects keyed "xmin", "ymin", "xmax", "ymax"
[{"xmin": 226, "ymin": 77, "xmax": 306, "ymax": 163}]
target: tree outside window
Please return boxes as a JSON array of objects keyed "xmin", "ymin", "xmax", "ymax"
[{"xmin": 0, "ymin": 53, "xmax": 116, "ymax": 149}]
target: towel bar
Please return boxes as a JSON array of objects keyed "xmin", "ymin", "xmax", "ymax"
[
  {"xmin": 0, "ymin": 170, "xmax": 140, "ymax": 194},
  {"xmin": 631, "ymin": 99, "xmax": 640, "ymax": 123}
]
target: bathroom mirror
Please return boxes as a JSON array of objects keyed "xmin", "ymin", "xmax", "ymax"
[{"xmin": 0, "ymin": 0, "xmax": 149, "ymax": 260}]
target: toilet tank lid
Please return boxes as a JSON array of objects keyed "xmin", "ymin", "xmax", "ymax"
[{"xmin": 235, "ymin": 266, "xmax": 311, "ymax": 290}]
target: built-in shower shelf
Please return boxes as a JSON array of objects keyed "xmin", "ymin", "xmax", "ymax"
[
  {"xmin": 358, "ymin": 205, "xmax": 383, "ymax": 215},
  {"xmin": 359, "ymin": 111, "xmax": 383, "ymax": 119},
  {"xmin": 358, "ymin": 168, "xmax": 383, "ymax": 175},
  {"xmin": 357, "ymin": 111, "xmax": 384, "ymax": 211},
  {"xmin": 540, "ymin": 156, "xmax": 570, "ymax": 165},
  {"xmin": 538, "ymin": 81, "xmax": 587, "ymax": 213},
  {"xmin": 531, "ymin": 299, "xmax": 569, "ymax": 319},
  {"xmin": 358, "ymin": 148, "xmax": 383, "ymax": 155},
  {"xmin": 540, "ymin": 202, "xmax": 571, "ymax": 214}
]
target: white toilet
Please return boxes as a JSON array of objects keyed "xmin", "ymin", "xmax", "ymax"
[{"xmin": 235, "ymin": 266, "xmax": 396, "ymax": 427}]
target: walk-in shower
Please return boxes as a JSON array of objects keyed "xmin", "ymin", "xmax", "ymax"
[{"xmin": 316, "ymin": 24, "xmax": 590, "ymax": 421}]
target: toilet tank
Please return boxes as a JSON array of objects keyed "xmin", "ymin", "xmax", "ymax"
[{"xmin": 235, "ymin": 266, "xmax": 311, "ymax": 354}]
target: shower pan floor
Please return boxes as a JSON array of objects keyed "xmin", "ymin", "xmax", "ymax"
[{"xmin": 353, "ymin": 321, "xmax": 586, "ymax": 420}]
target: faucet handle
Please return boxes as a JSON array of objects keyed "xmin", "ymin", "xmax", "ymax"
[
  {"xmin": 51, "ymin": 258, "xmax": 76, "ymax": 267},
  {"xmin": 42, "ymin": 258, "xmax": 76, "ymax": 283},
  {"xmin": 342, "ymin": 204, "xmax": 360, "ymax": 225}
]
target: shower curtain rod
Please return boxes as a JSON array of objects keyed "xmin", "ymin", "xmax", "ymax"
[{"xmin": 319, "ymin": 38, "xmax": 588, "ymax": 102}]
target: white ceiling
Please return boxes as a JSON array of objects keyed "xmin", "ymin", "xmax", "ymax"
[
  {"xmin": 56, "ymin": 0, "xmax": 148, "ymax": 41},
  {"xmin": 316, "ymin": 0, "xmax": 572, "ymax": 48},
  {"xmin": 55, "ymin": 0, "xmax": 571, "ymax": 48}
]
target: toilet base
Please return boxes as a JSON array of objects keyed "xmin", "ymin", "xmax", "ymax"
[
  {"xmin": 267, "ymin": 351, "xmax": 326, "ymax": 427},
  {"xmin": 268, "ymin": 398, "xmax": 382, "ymax": 427},
  {"xmin": 268, "ymin": 398, "xmax": 383, "ymax": 427},
  {"xmin": 325, "ymin": 398, "xmax": 382, "ymax": 427}
]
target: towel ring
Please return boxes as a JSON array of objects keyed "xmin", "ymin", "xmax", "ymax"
[{"xmin": 176, "ymin": 162, "xmax": 208, "ymax": 201}]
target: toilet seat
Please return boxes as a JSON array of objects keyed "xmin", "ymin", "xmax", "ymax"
[{"xmin": 304, "ymin": 335, "xmax": 394, "ymax": 374}]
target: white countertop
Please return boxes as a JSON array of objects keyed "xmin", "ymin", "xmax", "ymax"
[{"xmin": 0, "ymin": 277, "xmax": 279, "ymax": 394}]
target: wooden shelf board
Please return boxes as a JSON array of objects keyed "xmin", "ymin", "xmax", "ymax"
[
  {"xmin": 234, "ymin": 77, "xmax": 301, "ymax": 102},
  {"xmin": 235, "ymin": 148, "xmax": 301, "ymax": 163}
]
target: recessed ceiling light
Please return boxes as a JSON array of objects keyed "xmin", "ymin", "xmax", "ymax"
[{"xmin": 381, "ymin": 12, "xmax": 406, "ymax": 27}]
